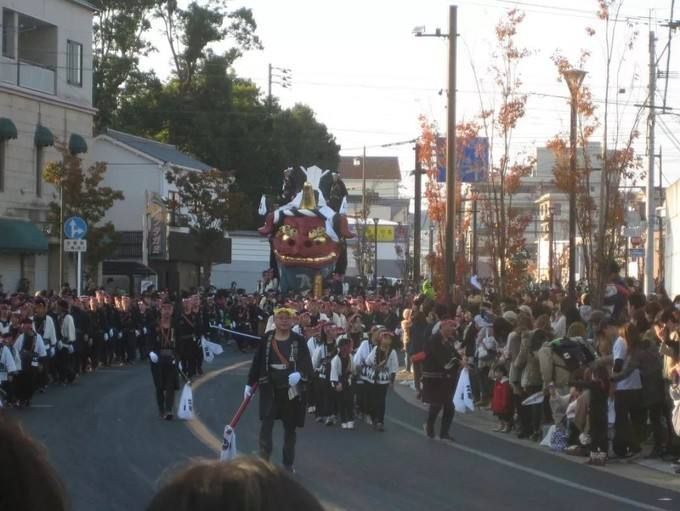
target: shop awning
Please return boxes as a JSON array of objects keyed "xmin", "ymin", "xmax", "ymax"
[
  {"xmin": 69, "ymin": 133, "xmax": 88, "ymax": 155},
  {"xmin": 0, "ymin": 118, "xmax": 17, "ymax": 141},
  {"xmin": 34, "ymin": 125, "xmax": 54, "ymax": 147},
  {"xmin": 0, "ymin": 218, "xmax": 49, "ymax": 253}
]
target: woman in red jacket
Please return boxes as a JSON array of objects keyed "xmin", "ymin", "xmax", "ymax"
[{"xmin": 491, "ymin": 365, "xmax": 514, "ymax": 433}]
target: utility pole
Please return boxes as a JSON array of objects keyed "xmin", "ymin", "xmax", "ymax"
[
  {"xmin": 658, "ymin": 146, "xmax": 665, "ymax": 288},
  {"xmin": 549, "ymin": 209, "xmax": 555, "ymax": 286},
  {"xmin": 267, "ymin": 63, "xmax": 272, "ymax": 106},
  {"xmin": 645, "ymin": 30, "xmax": 656, "ymax": 295},
  {"xmin": 444, "ymin": 5, "xmax": 458, "ymax": 302},
  {"xmin": 472, "ymin": 198, "xmax": 478, "ymax": 276},
  {"xmin": 413, "ymin": 143, "xmax": 422, "ymax": 287},
  {"xmin": 361, "ymin": 146, "xmax": 367, "ymax": 281}
]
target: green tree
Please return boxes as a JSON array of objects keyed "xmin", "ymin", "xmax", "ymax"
[
  {"xmin": 165, "ymin": 167, "xmax": 234, "ymax": 286},
  {"xmin": 43, "ymin": 145, "xmax": 124, "ymax": 274},
  {"xmin": 93, "ymin": 0, "xmax": 160, "ymax": 130}
]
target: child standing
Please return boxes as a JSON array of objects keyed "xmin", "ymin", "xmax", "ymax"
[
  {"xmin": 491, "ymin": 365, "xmax": 513, "ymax": 433},
  {"xmin": 331, "ymin": 336, "xmax": 355, "ymax": 429}
]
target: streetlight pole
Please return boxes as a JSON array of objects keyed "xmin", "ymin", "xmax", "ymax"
[
  {"xmin": 373, "ymin": 217, "xmax": 379, "ymax": 290},
  {"xmin": 562, "ymin": 68, "xmax": 586, "ymax": 305}
]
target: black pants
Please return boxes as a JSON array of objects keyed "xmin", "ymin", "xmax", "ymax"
[
  {"xmin": 319, "ymin": 379, "xmax": 337, "ymax": 418},
  {"xmin": 518, "ymin": 386, "xmax": 542, "ymax": 436},
  {"xmin": 355, "ymin": 381, "xmax": 369, "ymax": 415},
  {"xmin": 613, "ymin": 389, "xmax": 644, "ymax": 456},
  {"xmin": 337, "ymin": 385, "xmax": 354, "ymax": 422},
  {"xmin": 155, "ymin": 388, "xmax": 175, "ymax": 415},
  {"xmin": 15, "ymin": 368, "xmax": 37, "ymax": 403},
  {"xmin": 369, "ymin": 384, "xmax": 388, "ymax": 424},
  {"xmin": 646, "ymin": 401, "xmax": 665, "ymax": 452},
  {"xmin": 56, "ymin": 347, "xmax": 75, "ymax": 383},
  {"xmin": 427, "ymin": 402, "xmax": 455, "ymax": 437},
  {"xmin": 259, "ymin": 418, "xmax": 297, "ymax": 468}
]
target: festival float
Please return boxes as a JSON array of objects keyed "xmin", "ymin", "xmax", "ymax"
[{"xmin": 258, "ymin": 166, "xmax": 353, "ymax": 294}]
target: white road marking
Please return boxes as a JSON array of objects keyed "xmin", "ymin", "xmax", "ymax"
[
  {"xmin": 29, "ymin": 404, "xmax": 55, "ymax": 408},
  {"xmin": 386, "ymin": 416, "xmax": 671, "ymax": 511}
]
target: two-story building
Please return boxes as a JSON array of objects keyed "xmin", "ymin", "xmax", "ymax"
[
  {"xmin": 92, "ymin": 129, "xmax": 232, "ymax": 294},
  {"xmin": 0, "ymin": 0, "xmax": 95, "ymax": 292}
]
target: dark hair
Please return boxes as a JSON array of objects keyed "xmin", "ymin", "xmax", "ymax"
[
  {"xmin": 147, "ymin": 457, "xmax": 324, "ymax": 511},
  {"xmin": 631, "ymin": 308, "xmax": 650, "ymax": 332},
  {"xmin": 654, "ymin": 308, "xmax": 675, "ymax": 326},
  {"xmin": 0, "ymin": 415, "xmax": 68, "ymax": 511},
  {"xmin": 628, "ymin": 292, "xmax": 646, "ymax": 311},
  {"xmin": 494, "ymin": 364, "xmax": 508, "ymax": 376}
]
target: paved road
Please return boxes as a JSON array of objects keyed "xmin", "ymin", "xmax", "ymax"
[{"xmin": 16, "ymin": 352, "xmax": 680, "ymax": 511}]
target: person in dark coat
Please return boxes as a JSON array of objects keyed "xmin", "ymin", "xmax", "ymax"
[
  {"xmin": 246, "ymin": 307, "xmax": 313, "ymax": 472},
  {"xmin": 149, "ymin": 303, "xmax": 180, "ymax": 420},
  {"xmin": 408, "ymin": 311, "xmax": 429, "ymax": 400},
  {"xmin": 422, "ymin": 319, "xmax": 462, "ymax": 441}
]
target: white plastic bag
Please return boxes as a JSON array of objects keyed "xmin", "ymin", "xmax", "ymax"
[
  {"xmin": 201, "ymin": 337, "xmax": 224, "ymax": 363},
  {"xmin": 220, "ymin": 424, "xmax": 237, "ymax": 461},
  {"xmin": 453, "ymin": 367, "xmax": 475, "ymax": 413},
  {"xmin": 540, "ymin": 425, "xmax": 555, "ymax": 447},
  {"xmin": 607, "ymin": 397, "xmax": 616, "ymax": 426},
  {"xmin": 177, "ymin": 383, "xmax": 194, "ymax": 420}
]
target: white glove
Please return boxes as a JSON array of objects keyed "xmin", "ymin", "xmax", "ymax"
[
  {"xmin": 149, "ymin": 352, "xmax": 159, "ymax": 363},
  {"xmin": 67, "ymin": 344, "xmax": 75, "ymax": 354},
  {"xmin": 288, "ymin": 372, "xmax": 301, "ymax": 386},
  {"xmin": 104, "ymin": 333, "xmax": 109, "ymax": 342},
  {"xmin": 135, "ymin": 330, "xmax": 140, "ymax": 337},
  {"xmin": 143, "ymin": 327, "xmax": 148, "ymax": 335},
  {"xmin": 57, "ymin": 341, "xmax": 64, "ymax": 350},
  {"xmin": 244, "ymin": 385, "xmax": 254, "ymax": 400},
  {"xmin": 49, "ymin": 347, "xmax": 55, "ymax": 358},
  {"xmin": 109, "ymin": 329, "xmax": 114, "ymax": 338},
  {"xmin": 117, "ymin": 332, "xmax": 123, "ymax": 339}
]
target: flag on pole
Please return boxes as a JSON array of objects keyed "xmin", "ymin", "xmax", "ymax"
[{"xmin": 220, "ymin": 384, "xmax": 258, "ymax": 461}]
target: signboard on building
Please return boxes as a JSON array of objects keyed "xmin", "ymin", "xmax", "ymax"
[
  {"xmin": 146, "ymin": 192, "xmax": 167, "ymax": 258},
  {"xmin": 437, "ymin": 137, "xmax": 489, "ymax": 183},
  {"xmin": 630, "ymin": 248, "xmax": 645, "ymax": 258},
  {"xmin": 350, "ymin": 223, "xmax": 396, "ymax": 242}
]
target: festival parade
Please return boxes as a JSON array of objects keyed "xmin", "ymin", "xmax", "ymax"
[{"xmin": 2, "ymin": 1, "xmax": 680, "ymax": 510}]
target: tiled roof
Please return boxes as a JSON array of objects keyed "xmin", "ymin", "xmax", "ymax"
[
  {"xmin": 105, "ymin": 129, "xmax": 212, "ymax": 172},
  {"xmin": 338, "ymin": 156, "xmax": 401, "ymax": 181}
]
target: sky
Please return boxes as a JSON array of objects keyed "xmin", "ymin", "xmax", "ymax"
[{"xmin": 142, "ymin": 0, "xmax": 680, "ymax": 200}]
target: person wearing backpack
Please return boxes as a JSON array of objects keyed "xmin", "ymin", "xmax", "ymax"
[{"xmin": 538, "ymin": 322, "xmax": 594, "ymax": 396}]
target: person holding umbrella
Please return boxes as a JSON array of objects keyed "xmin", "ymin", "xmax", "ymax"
[{"xmin": 245, "ymin": 307, "xmax": 313, "ymax": 472}]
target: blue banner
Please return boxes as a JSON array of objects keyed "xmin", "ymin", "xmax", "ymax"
[{"xmin": 437, "ymin": 137, "xmax": 489, "ymax": 183}]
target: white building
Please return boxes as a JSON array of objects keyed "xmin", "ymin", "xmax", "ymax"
[
  {"xmin": 92, "ymin": 129, "xmax": 231, "ymax": 294},
  {"xmin": 0, "ymin": 0, "xmax": 95, "ymax": 293}
]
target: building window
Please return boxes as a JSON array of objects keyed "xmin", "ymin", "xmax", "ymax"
[
  {"xmin": 66, "ymin": 40, "xmax": 83, "ymax": 86},
  {"xmin": 35, "ymin": 146, "xmax": 43, "ymax": 197},
  {"xmin": 0, "ymin": 141, "xmax": 5, "ymax": 192},
  {"xmin": 2, "ymin": 9, "xmax": 15, "ymax": 59}
]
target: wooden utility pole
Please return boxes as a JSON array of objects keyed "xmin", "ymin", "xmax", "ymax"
[{"xmin": 444, "ymin": 5, "xmax": 458, "ymax": 302}]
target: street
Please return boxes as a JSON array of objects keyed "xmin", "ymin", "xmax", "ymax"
[{"xmin": 13, "ymin": 351, "xmax": 680, "ymax": 511}]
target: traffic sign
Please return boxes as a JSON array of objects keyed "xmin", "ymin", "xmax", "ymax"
[
  {"xmin": 64, "ymin": 239, "xmax": 87, "ymax": 252},
  {"xmin": 630, "ymin": 248, "xmax": 644, "ymax": 258},
  {"xmin": 630, "ymin": 236, "xmax": 642, "ymax": 246},
  {"xmin": 64, "ymin": 216, "xmax": 87, "ymax": 239}
]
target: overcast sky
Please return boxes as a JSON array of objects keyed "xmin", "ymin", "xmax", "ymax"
[{"xmin": 143, "ymin": 0, "xmax": 680, "ymax": 198}]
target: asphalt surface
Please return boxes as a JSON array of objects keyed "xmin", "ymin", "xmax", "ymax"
[{"xmin": 15, "ymin": 351, "xmax": 680, "ymax": 511}]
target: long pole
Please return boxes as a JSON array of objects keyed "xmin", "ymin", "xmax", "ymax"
[
  {"xmin": 549, "ymin": 210, "xmax": 555, "ymax": 286},
  {"xmin": 59, "ymin": 183, "xmax": 64, "ymax": 288},
  {"xmin": 472, "ymin": 199, "xmax": 478, "ymax": 275},
  {"xmin": 374, "ymin": 222, "xmax": 378, "ymax": 289},
  {"xmin": 413, "ymin": 143, "xmax": 422, "ymax": 286},
  {"xmin": 658, "ymin": 146, "xmax": 664, "ymax": 287},
  {"xmin": 76, "ymin": 251, "xmax": 82, "ymax": 297},
  {"xmin": 568, "ymin": 89, "xmax": 577, "ymax": 303},
  {"xmin": 444, "ymin": 5, "xmax": 458, "ymax": 302},
  {"xmin": 645, "ymin": 30, "xmax": 656, "ymax": 295},
  {"xmin": 362, "ymin": 146, "xmax": 367, "ymax": 280},
  {"xmin": 267, "ymin": 63, "xmax": 272, "ymax": 106}
]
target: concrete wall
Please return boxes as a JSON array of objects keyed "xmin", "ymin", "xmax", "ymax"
[
  {"xmin": 665, "ymin": 179, "xmax": 680, "ymax": 298},
  {"xmin": 212, "ymin": 234, "xmax": 270, "ymax": 291},
  {"xmin": 92, "ymin": 138, "xmax": 163, "ymax": 231}
]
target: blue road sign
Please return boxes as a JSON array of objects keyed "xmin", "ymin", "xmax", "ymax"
[{"xmin": 64, "ymin": 216, "xmax": 87, "ymax": 240}]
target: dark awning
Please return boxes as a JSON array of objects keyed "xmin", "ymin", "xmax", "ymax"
[
  {"xmin": 102, "ymin": 261, "xmax": 157, "ymax": 277},
  {"xmin": 34, "ymin": 125, "xmax": 54, "ymax": 147},
  {"xmin": 0, "ymin": 118, "xmax": 17, "ymax": 141},
  {"xmin": 0, "ymin": 218, "xmax": 48, "ymax": 253},
  {"xmin": 69, "ymin": 133, "xmax": 88, "ymax": 155}
]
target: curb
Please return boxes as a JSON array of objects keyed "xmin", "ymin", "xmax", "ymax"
[{"xmin": 393, "ymin": 374, "xmax": 680, "ymax": 491}]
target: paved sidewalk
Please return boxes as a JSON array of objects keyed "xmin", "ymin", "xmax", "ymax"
[{"xmin": 393, "ymin": 370, "xmax": 680, "ymax": 491}]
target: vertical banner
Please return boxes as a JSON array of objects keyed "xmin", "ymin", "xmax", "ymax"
[
  {"xmin": 146, "ymin": 192, "xmax": 167, "ymax": 259},
  {"xmin": 437, "ymin": 136, "xmax": 489, "ymax": 183}
]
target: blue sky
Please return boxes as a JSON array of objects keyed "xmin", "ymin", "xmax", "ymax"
[{"xmin": 144, "ymin": 0, "xmax": 680, "ymax": 196}]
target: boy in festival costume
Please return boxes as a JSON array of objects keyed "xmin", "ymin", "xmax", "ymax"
[
  {"xmin": 311, "ymin": 322, "xmax": 339, "ymax": 425},
  {"xmin": 365, "ymin": 330, "xmax": 399, "ymax": 432},
  {"xmin": 331, "ymin": 335, "xmax": 355, "ymax": 429},
  {"xmin": 246, "ymin": 307, "xmax": 313, "ymax": 472}
]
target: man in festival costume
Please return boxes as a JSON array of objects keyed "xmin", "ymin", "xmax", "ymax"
[{"xmin": 246, "ymin": 307, "xmax": 313, "ymax": 472}]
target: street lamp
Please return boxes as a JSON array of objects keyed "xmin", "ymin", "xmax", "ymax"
[
  {"xmin": 562, "ymin": 68, "xmax": 586, "ymax": 304},
  {"xmin": 373, "ymin": 217, "xmax": 380, "ymax": 289}
]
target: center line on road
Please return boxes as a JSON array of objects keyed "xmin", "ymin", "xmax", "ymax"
[{"xmin": 386, "ymin": 416, "xmax": 672, "ymax": 511}]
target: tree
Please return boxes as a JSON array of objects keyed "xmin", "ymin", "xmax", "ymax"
[
  {"xmin": 546, "ymin": 1, "xmax": 643, "ymax": 303},
  {"xmin": 472, "ymin": 9, "xmax": 534, "ymax": 298},
  {"xmin": 43, "ymin": 145, "xmax": 124, "ymax": 275},
  {"xmin": 92, "ymin": 0, "xmax": 159, "ymax": 130},
  {"xmin": 165, "ymin": 167, "xmax": 234, "ymax": 286},
  {"xmin": 156, "ymin": 0, "xmax": 261, "ymax": 92}
]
